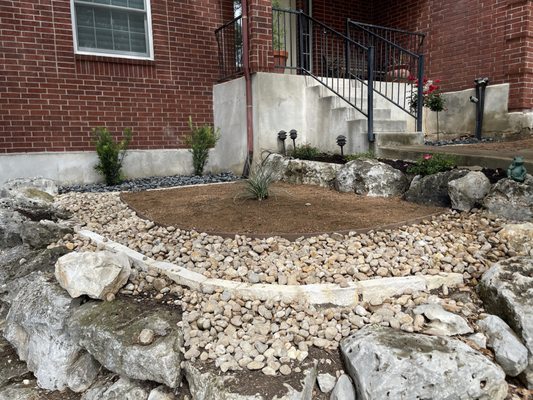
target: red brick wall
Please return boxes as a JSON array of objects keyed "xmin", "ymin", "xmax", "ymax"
[
  {"xmin": 0, "ymin": 0, "xmax": 228, "ymax": 153},
  {"xmin": 372, "ymin": 0, "xmax": 533, "ymax": 111},
  {"xmin": 313, "ymin": 0, "xmax": 372, "ymax": 34}
]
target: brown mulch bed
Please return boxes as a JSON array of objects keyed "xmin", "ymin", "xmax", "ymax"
[{"xmin": 121, "ymin": 182, "xmax": 444, "ymax": 239}]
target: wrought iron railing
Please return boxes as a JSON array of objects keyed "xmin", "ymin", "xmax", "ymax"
[
  {"xmin": 347, "ymin": 20, "xmax": 425, "ymax": 132},
  {"xmin": 215, "ymin": 16, "xmax": 243, "ymax": 81},
  {"xmin": 273, "ymin": 8, "xmax": 375, "ymax": 141}
]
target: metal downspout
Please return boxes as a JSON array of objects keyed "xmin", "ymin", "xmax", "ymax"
[{"xmin": 241, "ymin": 0, "xmax": 254, "ymax": 177}]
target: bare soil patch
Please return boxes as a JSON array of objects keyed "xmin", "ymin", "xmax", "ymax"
[{"xmin": 121, "ymin": 182, "xmax": 444, "ymax": 238}]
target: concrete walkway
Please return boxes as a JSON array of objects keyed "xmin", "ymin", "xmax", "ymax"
[{"xmin": 379, "ymin": 137, "xmax": 533, "ymax": 170}]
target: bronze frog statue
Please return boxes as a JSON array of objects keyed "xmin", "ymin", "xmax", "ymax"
[{"xmin": 507, "ymin": 156, "xmax": 527, "ymax": 183}]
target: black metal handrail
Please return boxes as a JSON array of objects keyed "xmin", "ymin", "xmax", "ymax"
[
  {"xmin": 273, "ymin": 8, "xmax": 375, "ymax": 142},
  {"xmin": 347, "ymin": 20, "xmax": 425, "ymax": 132},
  {"xmin": 215, "ymin": 15, "xmax": 243, "ymax": 81}
]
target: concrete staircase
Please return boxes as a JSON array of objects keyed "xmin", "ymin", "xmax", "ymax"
[{"xmin": 306, "ymin": 79, "xmax": 420, "ymax": 154}]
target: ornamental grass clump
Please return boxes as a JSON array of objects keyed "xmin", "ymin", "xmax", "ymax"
[
  {"xmin": 93, "ymin": 127, "xmax": 132, "ymax": 186},
  {"xmin": 407, "ymin": 153, "xmax": 457, "ymax": 176},
  {"xmin": 242, "ymin": 155, "xmax": 275, "ymax": 201},
  {"xmin": 186, "ymin": 117, "xmax": 220, "ymax": 176}
]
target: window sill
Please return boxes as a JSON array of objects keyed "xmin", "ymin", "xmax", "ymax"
[{"xmin": 75, "ymin": 53, "xmax": 155, "ymax": 65}]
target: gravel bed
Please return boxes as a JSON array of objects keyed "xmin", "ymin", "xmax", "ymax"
[
  {"xmin": 425, "ymin": 135, "xmax": 495, "ymax": 146},
  {"xmin": 56, "ymin": 192, "xmax": 513, "ymax": 286},
  {"xmin": 58, "ymin": 172, "xmax": 240, "ymax": 194},
  {"xmin": 53, "ymin": 190, "xmax": 529, "ymax": 379}
]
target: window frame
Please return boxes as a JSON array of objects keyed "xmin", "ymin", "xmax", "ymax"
[{"xmin": 70, "ymin": 0, "xmax": 154, "ymax": 61}]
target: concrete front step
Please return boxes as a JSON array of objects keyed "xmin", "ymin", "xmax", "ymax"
[
  {"xmin": 348, "ymin": 119, "xmax": 407, "ymax": 133},
  {"xmin": 330, "ymin": 107, "xmax": 392, "ymax": 121}
]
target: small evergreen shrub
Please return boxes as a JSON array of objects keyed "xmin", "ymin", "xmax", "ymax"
[
  {"xmin": 290, "ymin": 144, "xmax": 320, "ymax": 161},
  {"xmin": 345, "ymin": 151, "xmax": 376, "ymax": 161},
  {"xmin": 407, "ymin": 153, "xmax": 457, "ymax": 176},
  {"xmin": 93, "ymin": 127, "xmax": 132, "ymax": 186},
  {"xmin": 186, "ymin": 117, "xmax": 220, "ymax": 176}
]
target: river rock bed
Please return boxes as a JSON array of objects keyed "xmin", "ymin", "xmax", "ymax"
[
  {"xmin": 56, "ymin": 192, "xmax": 517, "ymax": 287},
  {"xmin": 58, "ymin": 172, "xmax": 239, "ymax": 194}
]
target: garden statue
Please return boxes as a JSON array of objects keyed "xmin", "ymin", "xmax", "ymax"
[{"xmin": 507, "ymin": 156, "xmax": 527, "ymax": 182}]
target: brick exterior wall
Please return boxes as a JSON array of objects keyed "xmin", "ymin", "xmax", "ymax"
[
  {"xmin": 372, "ymin": 0, "xmax": 533, "ymax": 111},
  {"xmin": 1, "ymin": 0, "xmax": 532, "ymax": 155},
  {"xmin": 0, "ymin": 0, "xmax": 228, "ymax": 153}
]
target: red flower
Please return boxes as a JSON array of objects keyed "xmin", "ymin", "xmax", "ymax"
[{"xmin": 423, "ymin": 154, "xmax": 433, "ymax": 160}]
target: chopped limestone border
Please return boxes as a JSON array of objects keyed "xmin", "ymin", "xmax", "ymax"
[{"xmin": 78, "ymin": 230, "xmax": 464, "ymax": 307}]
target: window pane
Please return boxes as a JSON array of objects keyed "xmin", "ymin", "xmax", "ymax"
[
  {"xmin": 129, "ymin": 13, "xmax": 144, "ymax": 33},
  {"xmin": 95, "ymin": 28, "xmax": 114, "ymax": 49},
  {"xmin": 112, "ymin": 11, "xmax": 129, "ymax": 31},
  {"xmin": 130, "ymin": 32, "xmax": 146, "ymax": 53},
  {"xmin": 94, "ymin": 7, "xmax": 111, "ymax": 29},
  {"xmin": 114, "ymin": 31, "xmax": 130, "ymax": 51},
  {"xmin": 78, "ymin": 26, "xmax": 96, "ymax": 48},
  {"xmin": 128, "ymin": 0, "xmax": 145, "ymax": 10},
  {"xmin": 111, "ymin": 0, "xmax": 128, "ymax": 6},
  {"xmin": 74, "ymin": 1, "xmax": 150, "ymax": 56}
]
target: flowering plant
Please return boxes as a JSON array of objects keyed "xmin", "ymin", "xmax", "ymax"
[
  {"xmin": 406, "ymin": 153, "xmax": 457, "ymax": 176},
  {"xmin": 409, "ymin": 76, "xmax": 446, "ymax": 112}
]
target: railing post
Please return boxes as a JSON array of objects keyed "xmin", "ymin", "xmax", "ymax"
[
  {"xmin": 345, "ymin": 19, "xmax": 351, "ymax": 79},
  {"xmin": 417, "ymin": 54, "xmax": 425, "ymax": 133},
  {"xmin": 367, "ymin": 45, "xmax": 374, "ymax": 143},
  {"xmin": 298, "ymin": 10, "xmax": 304, "ymax": 73}
]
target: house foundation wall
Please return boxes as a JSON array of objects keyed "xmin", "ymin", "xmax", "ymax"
[{"xmin": 424, "ymin": 83, "xmax": 533, "ymax": 139}]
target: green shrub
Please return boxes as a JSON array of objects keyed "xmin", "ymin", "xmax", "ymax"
[
  {"xmin": 186, "ymin": 117, "xmax": 220, "ymax": 176},
  {"xmin": 290, "ymin": 144, "xmax": 320, "ymax": 161},
  {"xmin": 345, "ymin": 151, "xmax": 376, "ymax": 161},
  {"xmin": 407, "ymin": 153, "xmax": 457, "ymax": 176},
  {"xmin": 93, "ymin": 127, "xmax": 132, "ymax": 186},
  {"xmin": 242, "ymin": 155, "xmax": 275, "ymax": 201}
]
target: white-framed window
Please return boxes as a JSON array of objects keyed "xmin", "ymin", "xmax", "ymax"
[{"xmin": 70, "ymin": 0, "xmax": 154, "ymax": 60}]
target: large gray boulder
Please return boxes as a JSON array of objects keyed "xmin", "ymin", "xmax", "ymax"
[
  {"xmin": 55, "ymin": 251, "xmax": 131, "ymax": 300},
  {"xmin": 478, "ymin": 314, "xmax": 528, "ymax": 377},
  {"xmin": 340, "ymin": 325, "xmax": 508, "ymax": 400},
  {"xmin": 3, "ymin": 272, "xmax": 99, "ymax": 392},
  {"xmin": 335, "ymin": 159, "xmax": 408, "ymax": 197},
  {"xmin": 0, "ymin": 209, "xmax": 25, "ymax": 249},
  {"xmin": 483, "ymin": 175, "xmax": 533, "ymax": 221},
  {"xmin": 448, "ymin": 171, "xmax": 492, "ymax": 211},
  {"xmin": 479, "ymin": 257, "xmax": 533, "ymax": 388},
  {"xmin": 330, "ymin": 374, "xmax": 355, "ymax": 400},
  {"xmin": 68, "ymin": 299, "xmax": 183, "ymax": 388},
  {"xmin": 0, "ymin": 177, "xmax": 58, "ymax": 198},
  {"xmin": 263, "ymin": 153, "xmax": 341, "ymax": 188},
  {"xmin": 404, "ymin": 169, "xmax": 469, "ymax": 207}
]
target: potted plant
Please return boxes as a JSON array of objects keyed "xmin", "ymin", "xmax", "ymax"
[
  {"xmin": 386, "ymin": 53, "xmax": 411, "ymax": 82},
  {"xmin": 272, "ymin": 0, "xmax": 288, "ymax": 68}
]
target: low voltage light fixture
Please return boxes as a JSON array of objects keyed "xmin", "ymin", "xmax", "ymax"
[
  {"xmin": 277, "ymin": 130, "xmax": 287, "ymax": 154},
  {"xmin": 336, "ymin": 135, "xmax": 347, "ymax": 156}
]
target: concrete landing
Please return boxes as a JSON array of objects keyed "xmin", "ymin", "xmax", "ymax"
[{"xmin": 379, "ymin": 137, "xmax": 533, "ymax": 171}]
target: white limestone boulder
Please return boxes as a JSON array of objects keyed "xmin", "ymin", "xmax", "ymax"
[
  {"xmin": 3, "ymin": 272, "xmax": 99, "ymax": 392},
  {"xmin": 483, "ymin": 175, "xmax": 533, "ymax": 221},
  {"xmin": 448, "ymin": 171, "xmax": 492, "ymax": 211},
  {"xmin": 414, "ymin": 303, "xmax": 473, "ymax": 336},
  {"xmin": 335, "ymin": 158, "xmax": 408, "ymax": 197},
  {"xmin": 497, "ymin": 222, "xmax": 533, "ymax": 254},
  {"xmin": 340, "ymin": 325, "xmax": 508, "ymax": 400},
  {"xmin": 479, "ymin": 256, "xmax": 533, "ymax": 388},
  {"xmin": 55, "ymin": 251, "xmax": 131, "ymax": 300},
  {"xmin": 478, "ymin": 314, "xmax": 528, "ymax": 377}
]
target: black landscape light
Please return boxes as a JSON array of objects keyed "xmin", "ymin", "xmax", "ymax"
[
  {"xmin": 336, "ymin": 135, "xmax": 347, "ymax": 156},
  {"xmin": 289, "ymin": 129, "xmax": 298, "ymax": 150},
  {"xmin": 277, "ymin": 130, "xmax": 287, "ymax": 155}
]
